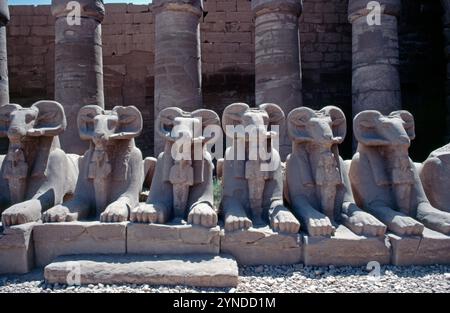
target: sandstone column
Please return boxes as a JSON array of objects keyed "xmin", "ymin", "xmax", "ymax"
[
  {"xmin": 52, "ymin": 0, "xmax": 105, "ymax": 154},
  {"xmin": 252, "ymin": 0, "xmax": 303, "ymax": 159},
  {"xmin": 0, "ymin": 0, "xmax": 9, "ymax": 106},
  {"xmin": 348, "ymin": 0, "xmax": 402, "ymax": 117},
  {"xmin": 153, "ymin": 0, "xmax": 203, "ymax": 155}
]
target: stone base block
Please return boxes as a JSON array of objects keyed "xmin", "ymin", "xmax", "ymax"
[
  {"xmin": 127, "ymin": 223, "xmax": 220, "ymax": 255},
  {"xmin": 302, "ymin": 225, "xmax": 391, "ymax": 266},
  {"xmin": 0, "ymin": 222, "xmax": 37, "ymax": 274},
  {"xmin": 220, "ymin": 225, "xmax": 302, "ymax": 265},
  {"xmin": 33, "ymin": 221, "xmax": 127, "ymax": 267},
  {"xmin": 389, "ymin": 228, "xmax": 450, "ymax": 265},
  {"xmin": 44, "ymin": 254, "xmax": 238, "ymax": 288}
]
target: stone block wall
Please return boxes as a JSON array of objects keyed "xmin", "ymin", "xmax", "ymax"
[{"xmin": 4, "ymin": 0, "xmax": 447, "ymax": 159}]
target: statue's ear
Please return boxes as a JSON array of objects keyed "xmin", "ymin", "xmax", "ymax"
[
  {"xmin": 222, "ymin": 103, "xmax": 249, "ymax": 137},
  {"xmin": 29, "ymin": 101, "xmax": 67, "ymax": 137},
  {"xmin": 259, "ymin": 103, "xmax": 285, "ymax": 133},
  {"xmin": 353, "ymin": 110, "xmax": 389, "ymax": 146},
  {"xmin": 321, "ymin": 106, "xmax": 346, "ymax": 143},
  {"xmin": 155, "ymin": 107, "xmax": 184, "ymax": 140},
  {"xmin": 77, "ymin": 105, "xmax": 103, "ymax": 141},
  {"xmin": 112, "ymin": 106, "xmax": 143, "ymax": 139},
  {"xmin": 287, "ymin": 106, "xmax": 315, "ymax": 143},
  {"xmin": 0, "ymin": 104, "xmax": 21, "ymax": 137},
  {"xmin": 390, "ymin": 110, "xmax": 415, "ymax": 140}
]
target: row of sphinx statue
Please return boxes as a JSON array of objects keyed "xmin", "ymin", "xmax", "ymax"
[{"xmin": 0, "ymin": 101, "xmax": 449, "ymax": 239}]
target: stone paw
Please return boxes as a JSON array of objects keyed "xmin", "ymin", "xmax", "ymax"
[
  {"xmin": 306, "ymin": 216, "xmax": 335, "ymax": 236},
  {"xmin": 100, "ymin": 201, "xmax": 129, "ymax": 223},
  {"xmin": 187, "ymin": 203, "xmax": 218, "ymax": 228},
  {"xmin": 130, "ymin": 203, "xmax": 169, "ymax": 224},
  {"xmin": 389, "ymin": 215, "xmax": 424, "ymax": 236},
  {"xmin": 42, "ymin": 205, "xmax": 77, "ymax": 223},
  {"xmin": 419, "ymin": 211, "xmax": 450, "ymax": 235},
  {"xmin": 224, "ymin": 214, "xmax": 252, "ymax": 232},
  {"xmin": 1, "ymin": 200, "xmax": 42, "ymax": 226},
  {"xmin": 343, "ymin": 211, "xmax": 387, "ymax": 237},
  {"xmin": 270, "ymin": 209, "xmax": 300, "ymax": 234}
]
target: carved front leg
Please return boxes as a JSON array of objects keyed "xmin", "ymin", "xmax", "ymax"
[
  {"xmin": 187, "ymin": 202, "xmax": 217, "ymax": 228},
  {"xmin": 222, "ymin": 196, "xmax": 252, "ymax": 231},
  {"xmin": 341, "ymin": 202, "xmax": 386, "ymax": 236},
  {"xmin": 269, "ymin": 201, "xmax": 300, "ymax": 234},
  {"xmin": 100, "ymin": 197, "xmax": 130, "ymax": 222},
  {"xmin": 416, "ymin": 202, "xmax": 450, "ymax": 235}
]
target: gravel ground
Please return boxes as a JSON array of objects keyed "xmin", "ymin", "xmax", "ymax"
[{"xmin": 0, "ymin": 264, "xmax": 448, "ymax": 293}]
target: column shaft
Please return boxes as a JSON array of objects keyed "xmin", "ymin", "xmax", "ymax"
[
  {"xmin": 153, "ymin": 0, "xmax": 203, "ymax": 155},
  {"xmin": 52, "ymin": 0, "xmax": 105, "ymax": 154},
  {"xmin": 252, "ymin": 0, "xmax": 303, "ymax": 159},
  {"xmin": 0, "ymin": 0, "xmax": 9, "ymax": 106},
  {"xmin": 349, "ymin": 0, "xmax": 402, "ymax": 117}
]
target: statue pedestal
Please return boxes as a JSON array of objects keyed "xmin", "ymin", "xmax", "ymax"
[
  {"xmin": 127, "ymin": 223, "xmax": 220, "ymax": 255},
  {"xmin": 33, "ymin": 221, "xmax": 127, "ymax": 267},
  {"xmin": 220, "ymin": 225, "xmax": 302, "ymax": 265},
  {"xmin": 44, "ymin": 254, "xmax": 238, "ymax": 288},
  {"xmin": 302, "ymin": 225, "xmax": 391, "ymax": 266},
  {"xmin": 0, "ymin": 222, "xmax": 37, "ymax": 274},
  {"xmin": 388, "ymin": 228, "xmax": 450, "ymax": 265}
]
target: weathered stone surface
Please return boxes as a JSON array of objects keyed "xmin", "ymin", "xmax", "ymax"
[
  {"xmin": 42, "ymin": 105, "xmax": 144, "ymax": 223},
  {"xmin": 136, "ymin": 108, "xmax": 219, "ymax": 228},
  {"xmin": 350, "ymin": 110, "xmax": 450, "ymax": 237},
  {"xmin": 220, "ymin": 226, "xmax": 302, "ymax": 265},
  {"xmin": 253, "ymin": 0, "xmax": 303, "ymax": 159},
  {"xmin": 0, "ymin": 222, "xmax": 37, "ymax": 274},
  {"xmin": 53, "ymin": 0, "xmax": 105, "ymax": 154},
  {"xmin": 285, "ymin": 106, "xmax": 387, "ymax": 238},
  {"xmin": 220, "ymin": 103, "xmax": 300, "ymax": 236},
  {"xmin": 153, "ymin": 0, "xmax": 203, "ymax": 155},
  {"xmin": 0, "ymin": 0, "xmax": 9, "ymax": 107},
  {"xmin": 303, "ymin": 225, "xmax": 391, "ymax": 266},
  {"xmin": 0, "ymin": 101, "xmax": 79, "ymax": 227},
  {"xmin": 127, "ymin": 223, "xmax": 220, "ymax": 254},
  {"xmin": 389, "ymin": 228, "xmax": 450, "ymax": 265},
  {"xmin": 44, "ymin": 253, "xmax": 238, "ymax": 287},
  {"xmin": 33, "ymin": 221, "xmax": 127, "ymax": 267},
  {"xmin": 349, "ymin": 0, "xmax": 402, "ymax": 118}
]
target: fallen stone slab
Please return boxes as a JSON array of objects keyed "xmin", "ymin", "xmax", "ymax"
[
  {"xmin": 302, "ymin": 224, "xmax": 391, "ymax": 266},
  {"xmin": 220, "ymin": 225, "xmax": 302, "ymax": 265},
  {"xmin": 0, "ymin": 222, "xmax": 38, "ymax": 274},
  {"xmin": 44, "ymin": 254, "xmax": 238, "ymax": 287},
  {"xmin": 389, "ymin": 227, "xmax": 450, "ymax": 265},
  {"xmin": 33, "ymin": 221, "xmax": 127, "ymax": 267},
  {"xmin": 127, "ymin": 222, "xmax": 220, "ymax": 255}
]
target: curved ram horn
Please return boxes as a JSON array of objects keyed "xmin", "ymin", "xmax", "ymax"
[
  {"xmin": 110, "ymin": 106, "xmax": 143, "ymax": 140},
  {"xmin": 155, "ymin": 107, "xmax": 184, "ymax": 141},
  {"xmin": 390, "ymin": 110, "xmax": 415, "ymax": 140},
  {"xmin": 29, "ymin": 100, "xmax": 67, "ymax": 137},
  {"xmin": 77, "ymin": 105, "xmax": 103, "ymax": 141},
  {"xmin": 287, "ymin": 106, "xmax": 316, "ymax": 143},
  {"xmin": 0, "ymin": 104, "xmax": 22, "ymax": 137},
  {"xmin": 353, "ymin": 110, "xmax": 389, "ymax": 146},
  {"xmin": 321, "ymin": 105, "xmax": 347, "ymax": 143}
]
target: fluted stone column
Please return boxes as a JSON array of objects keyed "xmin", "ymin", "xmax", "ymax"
[
  {"xmin": 153, "ymin": 0, "xmax": 203, "ymax": 155},
  {"xmin": 0, "ymin": 0, "xmax": 9, "ymax": 107},
  {"xmin": 52, "ymin": 0, "xmax": 105, "ymax": 154},
  {"xmin": 348, "ymin": 0, "xmax": 402, "ymax": 117},
  {"xmin": 252, "ymin": 0, "xmax": 303, "ymax": 160}
]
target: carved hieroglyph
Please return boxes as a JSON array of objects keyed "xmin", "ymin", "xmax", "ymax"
[
  {"xmin": 285, "ymin": 106, "xmax": 386, "ymax": 237},
  {"xmin": 0, "ymin": 101, "xmax": 78, "ymax": 226},
  {"xmin": 220, "ymin": 102, "xmax": 300, "ymax": 233},
  {"xmin": 132, "ymin": 107, "xmax": 219, "ymax": 228},
  {"xmin": 0, "ymin": 0, "xmax": 9, "ymax": 106},
  {"xmin": 153, "ymin": 0, "xmax": 203, "ymax": 155},
  {"xmin": 252, "ymin": 0, "xmax": 303, "ymax": 159},
  {"xmin": 52, "ymin": 0, "xmax": 105, "ymax": 154},
  {"xmin": 348, "ymin": 0, "xmax": 402, "ymax": 117},
  {"xmin": 349, "ymin": 110, "xmax": 450, "ymax": 236},
  {"xmin": 43, "ymin": 105, "xmax": 144, "ymax": 223}
]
